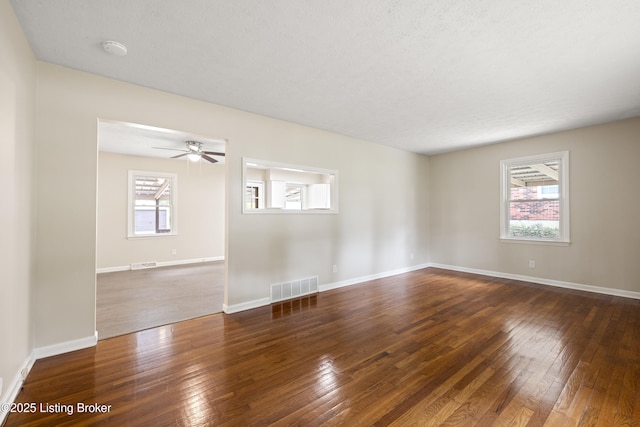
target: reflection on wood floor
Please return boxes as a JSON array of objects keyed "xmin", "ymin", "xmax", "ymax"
[
  {"xmin": 97, "ymin": 261, "xmax": 224, "ymax": 339},
  {"xmin": 8, "ymin": 267, "xmax": 640, "ymax": 426}
]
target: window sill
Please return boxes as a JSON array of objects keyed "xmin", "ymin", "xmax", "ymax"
[
  {"xmin": 243, "ymin": 208, "xmax": 338, "ymax": 214},
  {"xmin": 499, "ymin": 237, "xmax": 570, "ymax": 246},
  {"xmin": 127, "ymin": 233, "xmax": 177, "ymax": 240}
]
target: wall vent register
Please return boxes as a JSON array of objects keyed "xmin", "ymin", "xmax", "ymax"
[{"xmin": 271, "ymin": 277, "xmax": 319, "ymax": 303}]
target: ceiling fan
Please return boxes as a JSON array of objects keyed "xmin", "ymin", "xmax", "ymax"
[{"xmin": 153, "ymin": 140, "xmax": 225, "ymax": 163}]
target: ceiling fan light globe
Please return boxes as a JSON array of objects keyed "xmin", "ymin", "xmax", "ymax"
[
  {"xmin": 187, "ymin": 142, "xmax": 200, "ymax": 151},
  {"xmin": 187, "ymin": 153, "xmax": 201, "ymax": 162}
]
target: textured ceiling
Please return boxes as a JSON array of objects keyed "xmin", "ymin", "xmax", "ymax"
[{"xmin": 10, "ymin": 0, "xmax": 640, "ymax": 155}]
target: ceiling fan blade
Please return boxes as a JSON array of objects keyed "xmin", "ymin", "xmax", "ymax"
[
  {"xmin": 201, "ymin": 154, "xmax": 218, "ymax": 163},
  {"xmin": 171, "ymin": 153, "xmax": 189, "ymax": 159},
  {"xmin": 152, "ymin": 146, "xmax": 189, "ymax": 152},
  {"xmin": 202, "ymin": 151, "xmax": 225, "ymax": 156}
]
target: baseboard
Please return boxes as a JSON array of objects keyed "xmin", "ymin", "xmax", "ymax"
[
  {"xmin": 32, "ymin": 331, "xmax": 98, "ymax": 360},
  {"xmin": 428, "ymin": 263, "xmax": 640, "ymax": 300},
  {"xmin": 96, "ymin": 265, "xmax": 130, "ymax": 273},
  {"xmin": 97, "ymin": 256, "xmax": 224, "ymax": 274},
  {"xmin": 320, "ymin": 263, "xmax": 430, "ymax": 292},
  {"xmin": 157, "ymin": 256, "xmax": 224, "ymax": 268},
  {"xmin": 223, "ymin": 263, "xmax": 431, "ymax": 314},
  {"xmin": 223, "ymin": 298, "xmax": 271, "ymax": 314},
  {"xmin": 0, "ymin": 353, "xmax": 36, "ymax": 425},
  {"xmin": 0, "ymin": 333, "xmax": 97, "ymax": 424}
]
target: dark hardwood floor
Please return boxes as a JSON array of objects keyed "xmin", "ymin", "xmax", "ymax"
[{"xmin": 5, "ymin": 268, "xmax": 640, "ymax": 426}]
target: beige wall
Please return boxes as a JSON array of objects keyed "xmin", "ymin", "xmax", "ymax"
[
  {"xmin": 97, "ymin": 152, "xmax": 225, "ymax": 269},
  {"xmin": 33, "ymin": 62, "xmax": 431, "ymax": 347},
  {"xmin": 429, "ymin": 118, "xmax": 640, "ymax": 292},
  {"xmin": 9, "ymin": 0, "xmax": 638, "ymax": 373},
  {"xmin": 0, "ymin": 0, "xmax": 36, "ymax": 405}
]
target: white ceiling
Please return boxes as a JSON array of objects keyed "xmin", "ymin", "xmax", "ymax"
[
  {"xmin": 10, "ymin": 0, "xmax": 640, "ymax": 155},
  {"xmin": 98, "ymin": 120, "xmax": 226, "ymax": 163}
]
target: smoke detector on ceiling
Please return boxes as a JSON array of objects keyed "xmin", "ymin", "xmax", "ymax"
[{"xmin": 102, "ymin": 40, "xmax": 127, "ymax": 56}]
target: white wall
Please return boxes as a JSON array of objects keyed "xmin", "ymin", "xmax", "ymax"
[
  {"xmin": 429, "ymin": 118, "xmax": 640, "ymax": 293},
  {"xmin": 0, "ymin": 0, "xmax": 36, "ymax": 412},
  {"xmin": 32, "ymin": 62, "xmax": 431, "ymax": 347},
  {"xmin": 97, "ymin": 152, "xmax": 225, "ymax": 269}
]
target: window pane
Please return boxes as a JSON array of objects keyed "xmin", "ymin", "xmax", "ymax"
[
  {"xmin": 509, "ymin": 199, "xmax": 559, "ymax": 238},
  {"xmin": 135, "ymin": 209, "xmax": 156, "ymax": 233},
  {"xmin": 134, "ymin": 207, "xmax": 171, "ymax": 234}
]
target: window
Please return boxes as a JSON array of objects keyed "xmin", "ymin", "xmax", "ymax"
[
  {"xmin": 242, "ymin": 158, "xmax": 338, "ymax": 214},
  {"xmin": 245, "ymin": 180, "xmax": 265, "ymax": 209},
  {"xmin": 500, "ymin": 151, "xmax": 569, "ymax": 244},
  {"xmin": 128, "ymin": 171, "xmax": 177, "ymax": 237}
]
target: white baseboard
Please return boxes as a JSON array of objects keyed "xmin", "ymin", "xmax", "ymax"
[
  {"xmin": 97, "ymin": 256, "xmax": 224, "ymax": 274},
  {"xmin": 97, "ymin": 265, "xmax": 130, "ymax": 273},
  {"xmin": 320, "ymin": 263, "xmax": 430, "ymax": 292},
  {"xmin": 223, "ymin": 297, "xmax": 271, "ymax": 314},
  {"xmin": 0, "ymin": 352, "xmax": 36, "ymax": 425},
  {"xmin": 223, "ymin": 263, "xmax": 431, "ymax": 314},
  {"xmin": 32, "ymin": 331, "xmax": 98, "ymax": 360},
  {"xmin": 0, "ymin": 333, "xmax": 97, "ymax": 424},
  {"xmin": 158, "ymin": 256, "xmax": 224, "ymax": 268},
  {"xmin": 428, "ymin": 263, "xmax": 640, "ymax": 300}
]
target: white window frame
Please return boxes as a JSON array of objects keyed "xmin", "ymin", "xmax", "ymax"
[
  {"xmin": 127, "ymin": 170, "xmax": 178, "ymax": 238},
  {"xmin": 500, "ymin": 151, "xmax": 570, "ymax": 245},
  {"xmin": 245, "ymin": 180, "xmax": 265, "ymax": 209}
]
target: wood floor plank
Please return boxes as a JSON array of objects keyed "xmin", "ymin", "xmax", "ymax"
[
  {"xmin": 5, "ymin": 268, "xmax": 640, "ymax": 426},
  {"xmin": 510, "ymin": 406, "xmax": 534, "ymax": 427},
  {"xmin": 96, "ymin": 261, "xmax": 225, "ymax": 339}
]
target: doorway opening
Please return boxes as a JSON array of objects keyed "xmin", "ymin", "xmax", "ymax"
[{"xmin": 96, "ymin": 119, "xmax": 226, "ymax": 339}]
